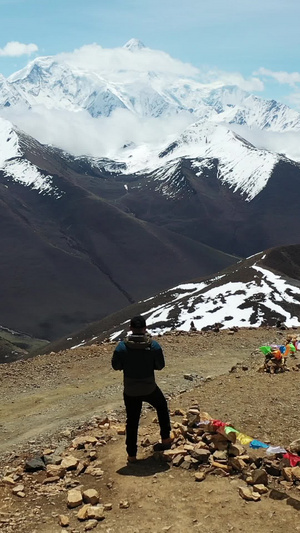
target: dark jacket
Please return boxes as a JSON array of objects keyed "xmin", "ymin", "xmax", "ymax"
[{"xmin": 112, "ymin": 334, "xmax": 165, "ymax": 396}]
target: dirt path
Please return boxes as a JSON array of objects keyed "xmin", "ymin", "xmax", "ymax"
[{"xmin": 0, "ymin": 327, "xmax": 284, "ymax": 456}]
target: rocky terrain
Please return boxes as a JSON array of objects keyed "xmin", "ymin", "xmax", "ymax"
[{"xmin": 1, "ymin": 326, "xmax": 300, "ymax": 532}]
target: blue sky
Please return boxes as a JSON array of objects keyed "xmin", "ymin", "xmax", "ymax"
[{"xmin": 1, "ymin": 0, "xmax": 300, "ymax": 108}]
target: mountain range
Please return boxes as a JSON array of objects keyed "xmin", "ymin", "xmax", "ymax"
[{"xmin": 1, "ymin": 40, "xmax": 300, "ymax": 342}]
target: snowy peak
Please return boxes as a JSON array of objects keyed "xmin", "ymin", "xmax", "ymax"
[
  {"xmin": 123, "ymin": 38, "xmax": 146, "ymax": 51},
  {"xmin": 2, "ymin": 44, "xmax": 300, "ymax": 133},
  {"xmin": 0, "ymin": 117, "xmax": 63, "ymax": 197},
  {"xmin": 115, "ymin": 120, "xmax": 279, "ymax": 201},
  {"xmin": 1, "ymin": 41, "xmax": 300, "ymax": 204}
]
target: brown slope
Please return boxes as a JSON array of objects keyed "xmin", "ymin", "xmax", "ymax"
[
  {"xmin": 39, "ymin": 243, "xmax": 300, "ymax": 355},
  {"xmin": 0, "ymin": 167, "xmax": 237, "ymax": 342},
  {"xmin": 112, "ymin": 157, "xmax": 300, "ymax": 257},
  {"xmin": 261, "ymin": 244, "xmax": 300, "ymax": 281}
]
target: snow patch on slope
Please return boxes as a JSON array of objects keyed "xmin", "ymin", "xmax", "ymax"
[
  {"xmin": 0, "ymin": 118, "xmax": 63, "ymax": 197},
  {"xmin": 141, "ymin": 264, "xmax": 300, "ymax": 335},
  {"xmin": 114, "ymin": 121, "xmax": 278, "ymax": 201}
]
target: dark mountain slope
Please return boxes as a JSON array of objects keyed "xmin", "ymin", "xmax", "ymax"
[
  {"xmin": 39, "ymin": 244, "xmax": 300, "ymax": 354},
  {"xmin": 0, "ymin": 157, "xmax": 237, "ymax": 340},
  {"xmin": 107, "ymin": 157, "xmax": 300, "ymax": 257},
  {"xmin": 2, "ymin": 128, "xmax": 300, "ymax": 341}
]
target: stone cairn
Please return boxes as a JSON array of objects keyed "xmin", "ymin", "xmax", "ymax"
[{"xmin": 160, "ymin": 404, "xmax": 300, "ymax": 509}]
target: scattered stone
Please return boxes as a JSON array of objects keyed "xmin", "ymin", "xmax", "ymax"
[
  {"xmin": 44, "ymin": 454, "xmax": 62, "ymax": 466},
  {"xmin": 43, "ymin": 476, "xmax": 61, "ymax": 484},
  {"xmin": 172, "ymin": 454, "xmax": 185, "ymax": 467},
  {"xmin": 194, "ymin": 472, "xmax": 206, "ymax": 482},
  {"xmin": 61, "ymin": 455, "xmax": 79, "ymax": 470},
  {"xmin": 172, "ymin": 408, "xmax": 185, "ymax": 416},
  {"xmin": 24, "ymin": 457, "xmax": 45, "ymax": 472},
  {"xmin": 89, "ymin": 451, "xmax": 97, "ymax": 461},
  {"xmin": 2, "ymin": 476, "xmax": 16, "ymax": 486},
  {"xmin": 253, "ymin": 484, "xmax": 269, "ymax": 495},
  {"xmin": 86, "ymin": 505, "xmax": 105, "ymax": 520},
  {"xmin": 210, "ymin": 460, "xmax": 231, "ymax": 473},
  {"xmin": 103, "ymin": 503, "xmax": 112, "ymax": 511},
  {"xmin": 72, "ymin": 436, "xmax": 98, "ymax": 449},
  {"xmin": 67, "ymin": 489, "xmax": 83, "ymax": 508},
  {"xmin": 119, "ymin": 500, "xmax": 130, "ymax": 509},
  {"xmin": 43, "ymin": 448, "xmax": 54, "ymax": 455},
  {"xmin": 213, "ymin": 450, "xmax": 228, "ymax": 461},
  {"xmin": 59, "ymin": 515, "xmax": 70, "ymax": 527},
  {"xmin": 46, "ymin": 464, "xmax": 66, "ymax": 478},
  {"xmin": 247, "ymin": 469, "xmax": 268, "ymax": 486},
  {"xmin": 84, "ymin": 519, "xmax": 98, "ymax": 530},
  {"xmin": 264, "ymin": 462, "xmax": 281, "ymax": 477},
  {"xmin": 228, "ymin": 443, "xmax": 245, "ymax": 457},
  {"xmin": 77, "ymin": 504, "xmax": 91, "ymax": 521},
  {"xmin": 83, "ymin": 489, "xmax": 100, "ymax": 505},
  {"xmin": 283, "ymin": 467, "xmax": 293, "ymax": 482},
  {"xmin": 84, "ymin": 466, "xmax": 104, "ymax": 477},
  {"xmin": 239, "ymin": 486, "xmax": 261, "ymax": 501},
  {"xmin": 12, "ymin": 484, "xmax": 25, "ymax": 495}
]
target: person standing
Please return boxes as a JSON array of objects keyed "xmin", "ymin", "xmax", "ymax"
[{"xmin": 112, "ymin": 315, "xmax": 172, "ymax": 462}]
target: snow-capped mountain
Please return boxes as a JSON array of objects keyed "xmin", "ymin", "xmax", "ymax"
[
  {"xmin": 115, "ymin": 120, "xmax": 280, "ymax": 201},
  {"xmin": 2, "ymin": 41, "xmax": 300, "ymax": 343},
  {"xmin": 46, "ymin": 244, "xmax": 300, "ymax": 352},
  {"xmin": 1, "ymin": 40, "xmax": 300, "ymax": 130},
  {"xmin": 1, "ymin": 39, "xmax": 300, "ymax": 205}
]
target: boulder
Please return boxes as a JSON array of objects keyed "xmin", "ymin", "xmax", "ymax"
[
  {"xmin": 77, "ymin": 504, "xmax": 91, "ymax": 521},
  {"xmin": 61, "ymin": 455, "xmax": 79, "ymax": 470},
  {"xmin": 248, "ymin": 469, "xmax": 268, "ymax": 486},
  {"xmin": 83, "ymin": 489, "xmax": 100, "ymax": 505},
  {"xmin": 67, "ymin": 489, "xmax": 83, "ymax": 508},
  {"xmin": 46, "ymin": 464, "xmax": 66, "ymax": 478},
  {"xmin": 86, "ymin": 505, "xmax": 105, "ymax": 520},
  {"xmin": 24, "ymin": 457, "xmax": 45, "ymax": 472}
]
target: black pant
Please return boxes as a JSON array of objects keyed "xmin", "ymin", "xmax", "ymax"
[{"xmin": 123, "ymin": 386, "xmax": 171, "ymax": 457}]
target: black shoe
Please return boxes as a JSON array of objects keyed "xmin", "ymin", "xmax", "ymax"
[{"xmin": 153, "ymin": 440, "xmax": 172, "ymax": 452}]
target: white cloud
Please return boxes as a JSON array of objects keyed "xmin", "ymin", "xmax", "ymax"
[
  {"xmin": 228, "ymin": 123, "xmax": 300, "ymax": 162},
  {"xmin": 57, "ymin": 43, "xmax": 199, "ymax": 78},
  {"xmin": 256, "ymin": 67, "xmax": 300, "ymax": 87},
  {"xmin": 288, "ymin": 92, "xmax": 300, "ymax": 110},
  {"xmin": 2, "ymin": 104, "xmax": 194, "ymax": 159},
  {"xmin": 199, "ymin": 69, "xmax": 264, "ymax": 93},
  {"xmin": 0, "ymin": 41, "xmax": 38, "ymax": 57}
]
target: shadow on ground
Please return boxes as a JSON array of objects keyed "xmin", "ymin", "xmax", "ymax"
[{"xmin": 116, "ymin": 455, "xmax": 170, "ymax": 477}]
